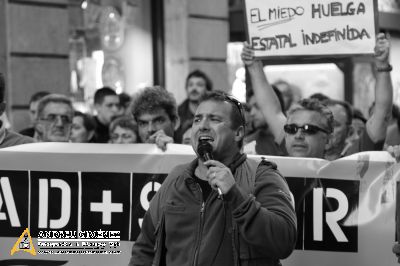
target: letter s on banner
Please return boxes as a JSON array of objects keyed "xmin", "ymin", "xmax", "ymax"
[{"xmin": 138, "ymin": 181, "xmax": 161, "ymax": 227}]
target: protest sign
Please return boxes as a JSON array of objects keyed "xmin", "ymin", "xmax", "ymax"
[
  {"xmin": 244, "ymin": 0, "xmax": 378, "ymax": 58},
  {"xmin": 0, "ymin": 143, "xmax": 398, "ymax": 266}
]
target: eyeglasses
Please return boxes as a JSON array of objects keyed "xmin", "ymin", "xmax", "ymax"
[
  {"xmin": 224, "ymin": 94, "xmax": 246, "ymax": 128},
  {"xmin": 40, "ymin": 114, "xmax": 72, "ymax": 124},
  {"xmin": 284, "ymin": 124, "xmax": 330, "ymax": 135}
]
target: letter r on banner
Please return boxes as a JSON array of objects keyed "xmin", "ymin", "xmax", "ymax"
[{"xmin": 313, "ymin": 187, "xmax": 349, "ymax": 242}]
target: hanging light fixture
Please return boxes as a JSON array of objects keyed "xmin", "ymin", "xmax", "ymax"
[{"xmin": 81, "ymin": 0, "xmax": 88, "ymax": 10}]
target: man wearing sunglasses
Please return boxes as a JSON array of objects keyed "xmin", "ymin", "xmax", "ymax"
[
  {"xmin": 130, "ymin": 90, "xmax": 297, "ymax": 266},
  {"xmin": 242, "ymin": 33, "xmax": 392, "ymax": 160},
  {"xmin": 284, "ymin": 98, "xmax": 334, "ymax": 158},
  {"xmin": 34, "ymin": 94, "xmax": 74, "ymax": 142}
]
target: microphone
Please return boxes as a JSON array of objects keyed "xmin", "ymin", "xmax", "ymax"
[{"xmin": 197, "ymin": 140, "xmax": 223, "ymax": 197}]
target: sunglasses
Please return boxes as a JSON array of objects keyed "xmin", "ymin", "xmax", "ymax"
[
  {"xmin": 224, "ymin": 94, "xmax": 246, "ymax": 128},
  {"xmin": 284, "ymin": 124, "xmax": 330, "ymax": 135}
]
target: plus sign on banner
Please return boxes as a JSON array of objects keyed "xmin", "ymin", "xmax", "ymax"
[{"xmin": 81, "ymin": 172, "xmax": 131, "ymax": 240}]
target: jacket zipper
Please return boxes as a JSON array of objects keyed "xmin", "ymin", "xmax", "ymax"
[{"xmin": 192, "ymin": 201, "xmax": 205, "ymax": 266}]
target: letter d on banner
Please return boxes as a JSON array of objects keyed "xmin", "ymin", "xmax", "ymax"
[{"xmin": 38, "ymin": 179, "xmax": 71, "ymax": 229}]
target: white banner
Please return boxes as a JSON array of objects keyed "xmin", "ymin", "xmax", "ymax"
[{"xmin": 0, "ymin": 143, "xmax": 398, "ymax": 266}]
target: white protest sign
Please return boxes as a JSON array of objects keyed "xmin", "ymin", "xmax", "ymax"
[{"xmin": 244, "ymin": 0, "xmax": 377, "ymax": 57}]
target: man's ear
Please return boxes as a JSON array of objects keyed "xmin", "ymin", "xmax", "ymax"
[
  {"xmin": 347, "ymin": 125, "xmax": 354, "ymax": 139},
  {"xmin": 34, "ymin": 121, "xmax": 44, "ymax": 140},
  {"xmin": 235, "ymin": 125, "xmax": 245, "ymax": 143},
  {"xmin": 173, "ymin": 117, "xmax": 181, "ymax": 131},
  {"xmin": 87, "ymin": 130, "xmax": 95, "ymax": 141},
  {"xmin": 0, "ymin": 102, "xmax": 6, "ymax": 116},
  {"xmin": 324, "ymin": 133, "xmax": 333, "ymax": 151}
]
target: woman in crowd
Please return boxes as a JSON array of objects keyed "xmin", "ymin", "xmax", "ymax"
[
  {"xmin": 70, "ymin": 111, "xmax": 96, "ymax": 143},
  {"xmin": 108, "ymin": 116, "xmax": 138, "ymax": 144}
]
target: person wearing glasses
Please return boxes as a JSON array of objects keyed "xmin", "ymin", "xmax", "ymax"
[
  {"xmin": 284, "ymin": 98, "xmax": 334, "ymax": 158},
  {"xmin": 130, "ymin": 90, "xmax": 297, "ymax": 266},
  {"xmin": 131, "ymin": 86, "xmax": 179, "ymax": 151},
  {"xmin": 241, "ymin": 32, "xmax": 393, "ymax": 160},
  {"xmin": 34, "ymin": 94, "xmax": 74, "ymax": 142},
  {"xmin": 0, "ymin": 73, "xmax": 34, "ymax": 148}
]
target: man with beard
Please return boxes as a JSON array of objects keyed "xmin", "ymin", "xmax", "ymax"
[
  {"xmin": 130, "ymin": 90, "xmax": 296, "ymax": 265},
  {"xmin": 176, "ymin": 70, "xmax": 212, "ymax": 143},
  {"xmin": 131, "ymin": 86, "xmax": 180, "ymax": 150}
]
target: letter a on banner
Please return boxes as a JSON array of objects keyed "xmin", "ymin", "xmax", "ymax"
[{"xmin": 10, "ymin": 228, "xmax": 36, "ymax": 256}]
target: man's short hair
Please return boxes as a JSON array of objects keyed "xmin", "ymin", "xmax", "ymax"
[
  {"xmin": 287, "ymin": 98, "xmax": 334, "ymax": 134},
  {"xmin": 185, "ymin": 70, "xmax": 213, "ymax": 91},
  {"xmin": 109, "ymin": 115, "xmax": 137, "ymax": 134},
  {"xmin": 74, "ymin": 111, "xmax": 96, "ymax": 132},
  {"xmin": 36, "ymin": 94, "xmax": 73, "ymax": 120},
  {"xmin": 131, "ymin": 86, "xmax": 178, "ymax": 122},
  {"xmin": 30, "ymin": 91, "xmax": 51, "ymax": 104},
  {"xmin": 119, "ymin": 92, "xmax": 132, "ymax": 109},
  {"xmin": 323, "ymin": 99, "xmax": 353, "ymax": 125},
  {"xmin": 94, "ymin": 87, "xmax": 117, "ymax": 105},
  {"xmin": 199, "ymin": 91, "xmax": 246, "ymax": 148},
  {"xmin": 200, "ymin": 90, "xmax": 245, "ymax": 131},
  {"xmin": 309, "ymin": 93, "xmax": 330, "ymax": 102}
]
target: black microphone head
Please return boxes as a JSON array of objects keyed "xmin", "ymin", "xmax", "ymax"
[{"xmin": 197, "ymin": 140, "xmax": 213, "ymax": 161}]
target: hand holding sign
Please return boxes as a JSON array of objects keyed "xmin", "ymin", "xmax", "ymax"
[{"xmin": 374, "ymin": 33, "xmax": 390, "ymax": 67}]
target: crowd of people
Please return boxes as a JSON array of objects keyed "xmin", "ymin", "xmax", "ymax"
[
  {"xmin": 0, "ymin": 33, "xmax": 398, "ymax": 264},
  {"xmin": 0, "ymin": 33, "xmax": 395, "ymax": 160}
]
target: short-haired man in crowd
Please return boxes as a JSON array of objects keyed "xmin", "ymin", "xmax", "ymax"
[
  {"xmin": 241, "ymin": 33, "xmax": 392, "ymax": 160},
  {"xmin": 92, "ymin": 87, "xmax": 120, "ymax": 143},
  {"xmin": 34, "ymin": 94, "xmax": 74, "ymax": 142},
  {"xmin": 176, "ymin": 69, "xmax": 212, "ymax": 143},
  {"xmin": 131, "ymin": 86, "xmax": 180, "ymax": 150},
  {"xmin": 130, "ymin": 90, "xmax": 296, "ymax": 265},
  {"xmin": 284, "ymin": 98, "xmax": 334, "ymax": 158},
  {"xmin": 19, "ymin": 91, "xmax": 50, "ymax": 137},
  {"xmin": 0, "ymin": 73, "xmax": 34, "ymax": 147}
]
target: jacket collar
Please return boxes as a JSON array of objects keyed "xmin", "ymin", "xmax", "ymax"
[
  {"xmin": 0, "ymin": 120, "xmax": 5, "ymax": 145},
  {"xmin": 183, "ymin": 152, "xmax": 247, "ymax": 179}
]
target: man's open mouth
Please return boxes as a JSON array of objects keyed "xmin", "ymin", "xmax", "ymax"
[{"xmin": 199, "ymin": 136, "xmax": 214, "ymax": 142}]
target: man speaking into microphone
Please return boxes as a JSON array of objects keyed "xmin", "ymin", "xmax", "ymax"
[{"xmin": 129, "ymin": 91, "xmax": 297, "ymax": 266}]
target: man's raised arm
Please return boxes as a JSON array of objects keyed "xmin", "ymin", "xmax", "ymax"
[
  {"xmin": 367, "ymin": 33, "xmax": 393, "ymax": 142},
  {"xmin": 241, "ymin": 43, "xmax": 287, "ymax": 143}
]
